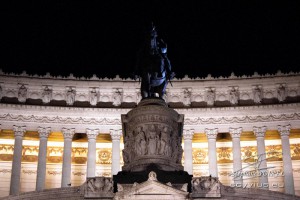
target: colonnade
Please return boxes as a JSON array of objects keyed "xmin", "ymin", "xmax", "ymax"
[
  {"xmin": 7, "ymin": 125, "xmax": 295, "ymax": 195},
  {"xmin": 7, "ymin": 126, "xmax": 122, "ymax": 195},
  {"xmin": 183, "ymin": 125, "xmax": 295, "ymax": 195}
]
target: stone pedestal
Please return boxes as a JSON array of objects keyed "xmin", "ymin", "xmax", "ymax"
[
  {"xmin": 114, "ymin": 98, "xmax": 192, "ymax": 192},
  {"xmin": 121, "ymin": 98, "xmax": 184, "ymax": 172}
]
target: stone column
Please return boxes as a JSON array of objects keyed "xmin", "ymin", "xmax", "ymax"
[
  {"xmin": 229, "ymin": 127, "xmax": 243, "ymax": 185},
  {"xmin": 61, "ymin": 128, "xmax": 75, "ymax": 187},
  {"xmin": 86, "ymin": 128, "xmax": 99, "ymax": 178},
  {"xmin": 9, "ymin": 125, "xmax": 26, "ymax": 195},
  {"xmin": 183, "ymin": 129, "xmax": 194, "ymax": 175},
  {"xmin": 36, "ymin": 127, "xmax": 51, "ymax": 191},
  {"xmin": 278, "ymin": 125, "xmax": 295, "ymax": 195},
  {"xmin": 110, "ymin": 129, "xmax": 122, "ymax": 175},
  {"xmin": 205, "ymin": 128, "xmax": 218, "ymax": 177},
  {"xmin": 253, "ymin": 126, "xmax": 269, "ymax": 189}
]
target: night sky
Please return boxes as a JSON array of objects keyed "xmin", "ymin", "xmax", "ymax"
[{"xmin": 1, "ymin": 1, "xmax": 300, "ymax": 78}]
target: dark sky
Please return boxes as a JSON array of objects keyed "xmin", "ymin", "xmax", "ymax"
[{"xmin": 1, "ymin": 1, "xmax": 300, "ymax": 78}]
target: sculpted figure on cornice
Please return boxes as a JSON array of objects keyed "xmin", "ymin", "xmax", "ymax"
[
  {"xmin": 0, "ymin": 85, "xmax": 2, "ymax": 100},
  {"xmin": 42, "ymin": 86, "xmax": 52, "ymax": 104},
  {"xmin": 228, "ymin": 87, "xmax": 239, "ymax": 105},
  {"xmin": 183, "ymin": 88, "xmax": 192, "ymax": 106},
  {"xmin": 87, "ymin": 177, "xmax": 113, "ymax": 192},
  {"xmin": 89, "ymin": 88, "xmax": 98, "ymax": 106},
  {"xmin": 191, "ymin": 176, "xmax": 221, "ymax": 198},
  {"xmin": 18, "ymin": 84, "xmax": 27, "ymax": 103},
  {"xmin": 205, "ymin": 88, "xmax": 215, "ymax": 106},
  {"xmin": 136, "ymin": 88, "xmax": 142, "ymax": 104},
  {"xmin": 253, "ymin": 85, "xmax": 262, "ymax": 103},
  {"xmin": 277, "ymin": 84, "xmax": 287, "ymax": 102},
  {"xmin": 112, "ymin": 89, "xmax": 122, "ymax": 106},
  {"xmin": 66, "ymin": 87, "xmax": 76, "ymax": 105}
]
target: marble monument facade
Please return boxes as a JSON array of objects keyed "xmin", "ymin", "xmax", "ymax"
[{"xmin": 0, "ymin": 70, "xmax": 300, "ymax": 197}]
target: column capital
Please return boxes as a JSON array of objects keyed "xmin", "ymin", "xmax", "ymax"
[
  {"xmin": 37, "ymin": 127, "xmax": 51, "ymax": 139},
  {"xmin": 229, "ymin": 127, "xmax": 243, "ymax": 138},
  {"xmin": 110, "ymin": 129, "xmax": 122, "ymax": 140},
  {"xmin": 86, "ymin": 128, "xmax": 99, "ymax": 140},
  {"xmin": 13, "ymin": 125, "xmax": 26, "ymax": 137},
  {"xmin": 61, "ymin": 128, "xmax": 75, "ymax": 139},
  {"xmin": 253, "ymin": 126, "xmax": 267, "ymax": 138},
  {"xmin": 183, "ymin": 129, "xmax": 194, "ymax": 140},
  {"xmin": 278, "ymin": 124, "xmax": 291, "ymax": 137},
  {"xmin": 205, "ymin": 128, "xmax": 218, "ymax": 139}
]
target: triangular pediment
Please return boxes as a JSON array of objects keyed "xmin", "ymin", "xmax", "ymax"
[{"xmin": 116, "ymin": 180, "xmax": 189, "ymax": 200}]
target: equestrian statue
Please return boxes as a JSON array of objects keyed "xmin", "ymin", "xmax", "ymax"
[{"xmin": 135, "ymin": 23, "xmax": 175, "ymax": 99}]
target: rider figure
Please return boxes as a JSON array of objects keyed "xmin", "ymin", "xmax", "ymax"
[{"xmin": 135, "ymin": 24, "xmax": 175, "ymax": 99}]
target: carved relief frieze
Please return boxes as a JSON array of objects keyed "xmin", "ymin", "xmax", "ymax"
[
  {"xmin": 72, "ymin": 171, "xmax": 86, "ymax": 176},
  {"xmin": 47, "ymin": 170, "xmax": 62, "ymax": 176},
  {"xmin": 22, "ymin": 146, "xmax": 39, "ymax": 162},
  {"xmin": 0, "ymin": 145, "xmax": 14, "ymax": 161},
  {"xmin": 217, "ymin": 147, "xmax": 232, "ymax": 163},
  {"xmin": 96, "ymin": 172, "xmax": 111, "ymax": 177},
  {"xmin": 22, "ymin": 170, "xmax": 37, "ymax": 175},
  {"xmin": 0, "ymin": 169, "xmax": 11, "ymax": 174},
  {"xmin": 97, "ymin": 149, "xmax": 112, "ymax": 164},
  {"xmin": 193, "ymin": 171, "xmax": 209, "ymax": 177},
  {"xmin": 291, "ymin": 144, "xmax": 300, "ymax": 160},
  {"xmin": 47, "ymin": 147, "xmax": 64, "ymax": 163},
  {"xmin": 72, "ymin": 147, "xmax": 87, "ymax": 164},
  {"xmin": 218, "ymin": 171, "xmax": 232, "ymax": 177},
  {"xmin": 193, "ymin": 149, "xmax": 208, "ymax": 164}
]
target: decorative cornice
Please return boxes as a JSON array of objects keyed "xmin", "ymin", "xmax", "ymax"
[
  {"xmin": 205, "ymin": 128, "xmax": 218, "ymax": 139},
  {"xmin": 229, "ymin": 127, "xmax": 243, "ymax": 138},
  {"xmin": 184, "ymin": 113, "xmax": 300, "ymax": 125},
  {"xmin": 61, "ymin": 128, "xmax": 75, "ymax": 139},
  {"xmin": 109, "ymin": 129, "xmax": 122, "ymax": 140},
  {"xmin": 86, "ymin": 128, "xmax": 99, "ymax": 140},
  {"xmin": 37, "ymin": 127, "xmax": 51, "ymax": 138},
  {"xmin": 278, "ymin": 124, "xmax": 291, "ymax": 137},
  {"xmin": 12, "ymin": 125, "xmax": 26, "ymax": 137},
  {"xmin": 183, "ymin": 129, "xmax": 194, "ymax": 140},
  {"xmin": 253, "ymin": 126, "xmax": 267, "ymax": 138},
  {"xmin": 0, "ymin": 113, "xmax": 121, "ymax": 126}
]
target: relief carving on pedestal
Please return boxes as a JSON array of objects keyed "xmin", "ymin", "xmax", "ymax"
[{"xmin": 122, "ymin": 124, "xmax": 183, "ymax": 165}]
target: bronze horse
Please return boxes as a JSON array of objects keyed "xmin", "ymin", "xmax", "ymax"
[{"xmin": 135, "ymin": 24, "xmax": 174, "ymax": 99}]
